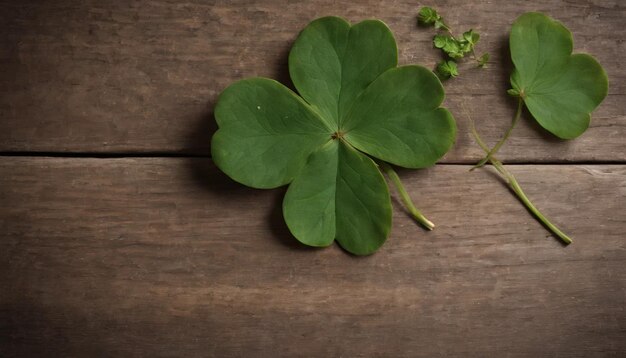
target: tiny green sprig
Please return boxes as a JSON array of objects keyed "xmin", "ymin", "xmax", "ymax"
[{"xmin": 417, "ymin": 7, "xmax": 489, "ymax": 79}]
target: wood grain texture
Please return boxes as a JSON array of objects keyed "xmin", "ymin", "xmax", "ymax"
[
  {"xmin": 1, "ymin": 158, "xmax": 624, "ymax": 357},
  {"xmin": 0, "ymin": 0, "xmax": 624, "ymax": 161}
]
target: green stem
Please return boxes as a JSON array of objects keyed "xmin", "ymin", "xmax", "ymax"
[
  {"xmin": 470, "ymin": 48, "xmax": 479, "ymax": 63},
  {"xmin": 472, "ymin": 96, "xmax": 523, "ymax": 170},
  {"xmin": 490, "ymin": 159, "xmax": 573, "ymax": 244},
  {"xmin": 378, "ymin": 161, "xmax": 435, "ymax": 230},
  {"xmin": 468, "ymin": 111, "xmax": 573, "ymax": 245}
]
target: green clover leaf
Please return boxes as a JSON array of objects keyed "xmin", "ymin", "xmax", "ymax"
[
  {"xmin": 471, "ymin": 12, "xmax": 609, "ymax": 245},
  {"xmin": 212, "ymin": 17, "xmax": 456, "ymax": 255},
  {"xmin": 509, "ymin": 12, "xmax": 608, "ymax": 139},
  {"xmin": 418, "ymin": 7, "xmax": 449, "ymax": 31},
  {"xmin": 462, "ymin": 29, "xmax": 479, "ymax": 45},
  {"xmin": 433, "ymin": 34, "xmax": 464, "ymax": 58},
  {"xmin": 436, "ymin": 60, "xmax": 459, "ymax": 79},
  {"xmin": 417, "ymin": 7, "xmax": 439, "ymax": 25},
  {"xmin": 477, "ymin": 53, "xmax": 490, "ymax": 67}
]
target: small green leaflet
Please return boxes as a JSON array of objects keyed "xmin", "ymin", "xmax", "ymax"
[
  {"xmin": 462, "ymin": 29, "xmax": 479, "ymax": 46},
  {"xmin": 433, "ymin": 30, "xmax": 479, "ymax": 59},
  {"xmin": 509, "ymin": 12, "xmax": 608, "ymax": 139},
  {"xmin": 434, "ymin": 34, "xmax": 464, "ymax": 58},
  {"xmin": 477, "ymin": 53, "xmax": 489, "ymax": 67},
  {"xmin": 212, "ymin": 17, "xmax": 456, "ymax": 255},
  {"xmin": 436, "ymin": 60, "xmax": 458, "ymax": 79},
  {"xmin": 417, "ymin": 7, "xmax": 448, "ymax": 30}
]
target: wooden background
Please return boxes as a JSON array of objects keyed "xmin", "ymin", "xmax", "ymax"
[{"xmin": 1, "ymin": 0, "xmax": 624, "ymax": 357}]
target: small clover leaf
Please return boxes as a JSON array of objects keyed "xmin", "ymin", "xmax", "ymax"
[
  {"xmin": 509, "ymin": 12, "xmax": 608, "ymax": 139},
  {"xmin": 433, "ymin": 34, "xmax": 464, "ymax": 58},
  {"xmin": 471, "ymin": 12, "xmax": 609, "ymax": 244},
  {"xmin": 417, "ymin": 7, "xmax": 438, "ymax": 24},
  {"xmin": 418, "ymin": 7, "xmax": 449, "ymax": 30},
  {"xmin": 477, "ymin": 53, "xmax": 490, "ymax": 67},
  {"xmin": 433, "ymin": 34, "xmax": 449, "ymax": 48},
  {"xmin": 436, "ymin": 60, "xmax": 459, "ymax": 79},
  {"xmin": 212, "ymin": 17, "xmax": 456, "ymax": 255},
  {"xmin": 462, "ymin": 29, "xmax": 479, "ymax": 46}
]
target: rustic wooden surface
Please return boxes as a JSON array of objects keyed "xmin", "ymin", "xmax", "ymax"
[
  {"xmin": 1, "ymin": 158, "xmax": 625, "ymax": 357},
  {"xmin": 0, "ymin": 0, "xmax": 625, "ymax": 357},
  {"xmin": 0, "ymin": 0, "xmax": 624, "ymax": 161}
]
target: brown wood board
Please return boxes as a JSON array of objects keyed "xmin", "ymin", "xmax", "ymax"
[
  {"xmin": 0, "ymin": 0, "xmax": 624, "ymax": 161},
  {"xmin": 1, "ymin": 0, "xmax": 625, "ymax": 356},
  {"xmin": 1, "ymin": 158, "xmax": 624, "ymax": 357}
]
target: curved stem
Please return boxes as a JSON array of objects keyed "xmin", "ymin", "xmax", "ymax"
[
  {"xmin": 468, "ymin": 115, "xmax": 573, "ymax": 244},
  {"xmin": 471, "ymin": 97, "xmax": 523, "ymax": 171},
  {"xmin": 378, "ymin": 161, "xmax": 435, "ymax": 230},
  {"xmin": 489, "ymin": 160, "xmax": 573, "ymax": 244}
]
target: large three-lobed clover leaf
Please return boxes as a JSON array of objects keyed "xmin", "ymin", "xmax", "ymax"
[
  {"xmin": 509, "ymin": 12, "xmax": 608, "ymax": 139},
  {"xmin": 212, "ymin": 17, "xmax": 456, "ymax": 255}
]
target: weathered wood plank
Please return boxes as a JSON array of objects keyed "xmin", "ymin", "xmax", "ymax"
[
  {"xmin": 1, "ymin": 158, "xmax": 624, "ymax": 357},
  {"xmin": 0, "ymin": 0, "xmax": 624, "ymax": 160}
]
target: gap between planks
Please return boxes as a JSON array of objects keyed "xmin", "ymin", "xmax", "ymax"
[{"xmin": 0, "ymin": 152, "xmax": 624, "ymax": 165}]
